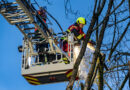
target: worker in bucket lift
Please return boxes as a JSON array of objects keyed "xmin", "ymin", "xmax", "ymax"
[
  {"xmin": 35, "ymin": 6, "xmax": 47, "ymax": 31},
  {"xmin": 38, "ymin": 6, "xmax": 47, "ymax": 23},
  {"xmin": 61, "ymin": 17, "xmax": 86, "ymax": 64},
  {"xmin": 34, "ymin": 6, "xmax": 47, "ymax": 38},
  {"xmin": 35, "ymin": 6, "xmax": 48, "ymax": 65}
]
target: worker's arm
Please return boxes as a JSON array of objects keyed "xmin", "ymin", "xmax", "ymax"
[{"xmin": 71, "ymin": 29, "xmax": 80, "ymax": 38}]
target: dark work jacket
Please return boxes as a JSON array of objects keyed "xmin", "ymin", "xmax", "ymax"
[{"xmin": 66, "ymin": 23, "xmax": 86, "ymax": 40}]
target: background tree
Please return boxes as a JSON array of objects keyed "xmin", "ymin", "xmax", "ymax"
[{"xmin": 64, "ymin": 0, "xmax": 130, "ymax": 90}]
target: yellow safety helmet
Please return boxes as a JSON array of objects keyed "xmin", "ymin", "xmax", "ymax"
[{"xmin": 76, "ymin": 17, "xmax": 86, "ymax": 25}]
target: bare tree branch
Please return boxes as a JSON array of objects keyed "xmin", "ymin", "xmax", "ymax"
[
  {"xmin": 128, "ymin": 0, "xmax": 130, "ymax": 13},
  {"xmin": 96, "ymin": 17, "xmax": 99, "ymax": 42},
  {"xmin": 97, "ymin": 0, "xmax": 106, "ymax": 15},
  {"xmin": 63, "ymin": 0, "xmax": 129, "ymax": 90},
  {"xmin": 92, "ymin": 0, "xmax": 125, "ymax": 31},
  {"xmin": 90, "ymin": 60, "xmax": 99, "ymax": 88},
  {"xmin": 93, "ymin": 0, "xmax": 98, "ymax": 15},
  {"xmin": 118, "ymin": 52, "xmax": 130, "ymax": 56},
  {"xmin": 119, "ymin": 72, "xmax": 129, "ymax": 90},
  {"xmin": 107, "ymin": 16, "xmax": 130, "ymax": 27},
  {"xmin": 45, "ymin": 10, "xmax": 64, "ymax": 33},
  {"xmin": 66, "ymin": 5, "xmax": 102, "ymax": 90},
  {"xmin": 66, "ymin": 13, "xmax": 98, "ymax": 90},
  {"xmin": 66, "ymin": 0, "xmax": 108, "ymax": 89},
  {"xmin": 64, "ymin": 0, "xmax": 78, "ymax": 16},
  {"xmin": 85, "ymin": 0, "xmax": 114, "ymax": 89},
  {"xmin": 109, "ymin": 5, "xmax": 117, "ymax": 54},
  {"xmin": 108, "ymin": 22, "xmax": 130, "ymax": 60},
  {"xmin": 104, "ymin": 64, "xmax": 128, "ymax": 73},
  {"xmin": 104, "ymin": 80, "xmax": 112, "ymax": 90}
]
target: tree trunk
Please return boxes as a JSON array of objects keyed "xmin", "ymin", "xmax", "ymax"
[
  {"xmin": 98, "ymin": 54, "xmax": 105, "ymax": 90},
  {"xmin": 85, "ymin": 0, "xmax": 113, "ymax": 89}
]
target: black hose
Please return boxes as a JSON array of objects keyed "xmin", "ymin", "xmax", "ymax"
[{"xmin": 45, "ymin": 10, "xmax": 64, "ymax": 33}]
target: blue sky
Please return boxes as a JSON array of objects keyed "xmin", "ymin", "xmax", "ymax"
[
  {"xmin": 0, "ymin": 0, "xmax": 90, "ymax": 90},
  {"xmin": 0, "ymin": 15, "xmax": 67, "ymax": 90},
  {"xmin": 0, "ymin": 0, "xmax": 72, "ymax": 90}
]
